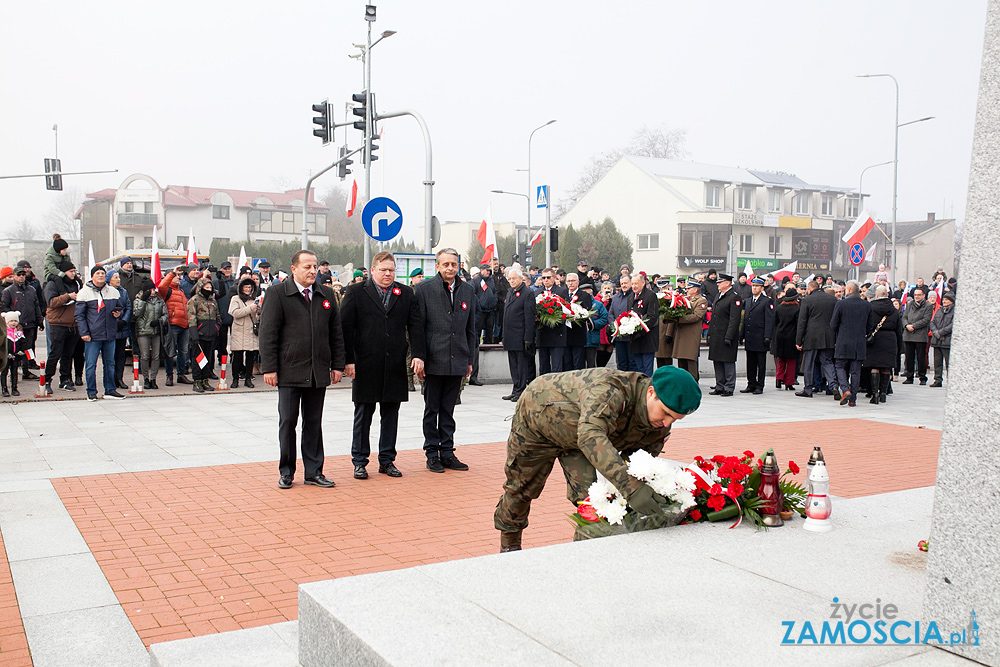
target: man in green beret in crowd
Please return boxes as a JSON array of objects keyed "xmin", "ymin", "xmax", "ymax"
[{"xmin": 494, "ymin": 365, "xmax": 702, "ymax": 552}]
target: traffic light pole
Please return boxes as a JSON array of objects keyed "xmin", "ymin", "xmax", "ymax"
[
  {"xmin": 363, "ymin": 21, "xmax": 374, "ymax": 269},
  {"xmin": 301, "ymin": 146, "xmax": 363, "ymax": 250},
  {"xmin": 374, "ymin": 109, "xmax": 434, "ymax": 253}
]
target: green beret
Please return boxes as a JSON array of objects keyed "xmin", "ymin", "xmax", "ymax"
[
  {"xmin": 352, "ymin": 269, "xmax": 364, "ymax": 279},
  {"xmin": 409, "ymin": 267, "xmax": 424, "ymax": 277},
  {"xmin": 650, "ymin": 366, "xmax": 701, "ymax": 415}
]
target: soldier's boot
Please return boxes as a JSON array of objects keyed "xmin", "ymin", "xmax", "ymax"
[{"xmin": 499, "ymin": 531, "xmax": 522, "ymax": 553}]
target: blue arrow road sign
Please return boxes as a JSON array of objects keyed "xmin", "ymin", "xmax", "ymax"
[
  {"xmin": 850, "ymin": 243, "xmax": 865, "ymax": 265},
  {"xmin": 362, "ymin": 197, "xmax": 403, "ymax": 242}
]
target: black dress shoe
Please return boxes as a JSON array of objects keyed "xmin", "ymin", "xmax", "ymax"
[
  {"xmin": 776, "ymin": 379, "xmax": 782, "ymax": 389},
  {"xmin": 719, "ymin": 390, "xmax": 734, "ymax": 397},
  {"xmin": 901, "ymin": 378, "xmax": 914, "ymax": 384},
  {"xmin": 278, "ymin": 476, "xmax": 293, "ymax": 489},
  {"xmin": 426, "ymin": 457, "xmax": 445, "ymax": 473},
  {"xmin": 378, "ymin": 463, "xmax": 402, "ymax": 478},
  {"xmin": 794, "ymin": 390, "xmax": 813, "ymax": 397},
  {"xmin": 833, "ymin": 389, "xmax": 842, "ymax": 401},
  {"xmin": 739, "ymin": 387, "xmax": 755, "ymax": 394},
  {"xmin": 304, "ymin": 475, "xmax": 336, "ymax": 488},
  {"xmin": 785, "ymin": 384, "xmax": 796, "ymax": 391},
  {"xmin": 501, "ymin": 394, "xmax": 516, "ymax": 400},
  {"xmin": 353, "ymin": 465, "xmax": 368, "ymax": 480},
  {"xmin": 468, "ymin": 379, "xmax": 484, "ymax": 386},
  {"xmin": 508, "ymin": 394, "xmax": 521, "ymax": 401},
  {"xmin": 441, "ymin": 456, "xmax": 469, "ymax": 471},
  {"xmin": 708, "ymin": 389, "xmax": 723, "ymax": 396},
  {"xmin": 753, "ymin": 388, "xmax": 763, "ymax": 395}
]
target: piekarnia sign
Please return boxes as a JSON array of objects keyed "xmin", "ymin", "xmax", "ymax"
[{"xmin": 781, "ymin": 598, "xmax": 980, "ymax": 646}]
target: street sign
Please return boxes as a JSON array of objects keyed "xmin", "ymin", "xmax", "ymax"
[
  {"xmin": 362, "ymin": 197, "xmax": 403, "ymax": 242},
  {"xmin": 44, "ymin": 158, "xmax": 62, "ymax": 191},
  {"xmin": 536, "ymin": 185, "xmax": 548, "ymax": 209},
  {"xmin": 850, "ymin": 243, "xmax": 865, "ymax": 266}
]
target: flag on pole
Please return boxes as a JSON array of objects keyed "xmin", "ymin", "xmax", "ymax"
[
  {"xmin": 237, "ymin": 245, "xmax": 248, "ymax": 273},
  {"xmin": 151, "ymin": 232, "xmax": 162, "ymax": 287},
  {"xmin": 842, "ymin": 210, "xmax": 877, "ymax": 247},
  {"xmin": 771, "ymin": 260, "xmax": 798, "ymax": 281},
  {"xmin": 865, "ymin": 241, "xmax": 878, "ymax": 268},
  {"xmin": 476, "ymin": 204, "xmax": 496, "ymax": 264},
  {"xmin": 346, "ymin": 179, "xmax": 359, "ymax": 217},
  {"xmin": 195, "ymin": 349, "xmax": 208, "ymax": 369},
  {"xmin": 527, "ymin": 228, "xmax": 544, "ymax": 248},
  {"xmin": 25, "ymin": 348, "xmax": 34, "ymax": 361},
  {"xmin": 742, "ymin": 259, "xmax": 755, "ymax": 279},
  {"xmin": 186, "ymin": 229, "xmax": 198, "ymax": 266},
  {"xmin": 87, "ymin": 240, "xmax": 96, "ymax": 277}
]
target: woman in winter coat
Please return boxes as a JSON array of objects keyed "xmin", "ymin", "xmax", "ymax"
[
  {"xmin": 864, "ymin": 285, "xmax": 903, "ymax": 404},
  {"xmin": 770, "ymin": 289, "xmax": 800, "ymax": 390},
  {"xmin": 595, "ymin": 281, "xmax": 616, "ymax": 368},
  {"xmin": 106, "ymin": 270, "xmax": 133, "ymax": 390},
  {"xmin": 157, "ymin": 267, "xmax": 191, "ymax": 385},
  {"xmin": 228, "ymin": 277, "xmax": 260, "ymax": 388},
  {"xmin": 133, "ymin": 278, "xmax": 165, "ymax": 389},
  {"xmin": 928, "ymin": 292, "xmax": 954, "ymax": 388},
  {"xmin": 583, "ymin": 285, "xmax": 609, "ymax": 368}
]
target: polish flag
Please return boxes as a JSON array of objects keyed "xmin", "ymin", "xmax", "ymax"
[
  {"xmin": 842, "ymin": 211, "xmax": 878, "ymax": 247},
  {"xmin": 527, "ymin": 228, "xmax": 544, "ymax": 248},
  {"xmin": 346, "ymin": 179, "xmax": 359, "ymax": 217},
  {"xmin": 195, "ymin": 350, "xmax": 208, "ymax": 369},
  {"xmin": 25, "ymin": 348, "xmax": 34, "ymax": 361},
  {"xmin": 866, "ymin": 241, "xmax": 878, "ymax": 268},
  {"xmin": 742, "ymin": 259, "xmax": 755, "ymax": 279},
  {"xmin": 87, "ymin": 240, "xmax": 96, "ymax": 278},
  {"xmin": 186, "ymin": 229, "xmax": 198, "ymax": 266},
  {"xmin": 771, "ymin": 260, "xmax": 798, "ymax": 281},
  {"xmin": 151, "ymin": 233, "xmax": 162, "ymax": 287},
  {"xmin": 476, "ymin": 204, "xmax": 496, "ymax": 264},
  {"xmin": 237, "ymin": 245, "xmax": 248, "ymax": 273}
]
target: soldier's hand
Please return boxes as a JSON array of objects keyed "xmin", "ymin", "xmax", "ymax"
[{"xmin": 628, "ymin": 485, "xmax": 667, "ymax": 517}]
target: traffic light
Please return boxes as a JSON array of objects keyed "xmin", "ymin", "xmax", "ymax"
[
  {"xmin": 549, "ymin": 228, "xmax": 559, "ymax": 252},
  {"xmin": 362, "ymin": 140, "xmax": 379, "ymax": 163},
  {"xmin": 351, "ymin": 92, "xmax": 377, "ymax": 137},
  {"xmin": 338, "ymin": 145, "xmax": 353, "ymax": 180},
  {"xmin": 44, "ymin": 158, "xmax": 62, "ymax": 191},
  {"xmin": 312, "ymin": 100, "xmax": 332, "ymax": 145}
]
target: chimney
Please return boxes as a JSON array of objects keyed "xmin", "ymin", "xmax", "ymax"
[{"xmin": 927, "ymin": 212, "xmax": 935, "ymax": 223}]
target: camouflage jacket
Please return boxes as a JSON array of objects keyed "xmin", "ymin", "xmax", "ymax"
[
  {"xmin": 186, "ymin": 278, "xmax": 221, "ymax": 331},
  {"xmin": 515, "ymin": 368, "xmax": 671, "ymax": 496}
]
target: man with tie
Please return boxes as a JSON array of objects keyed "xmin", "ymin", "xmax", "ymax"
[
  {"xmin": 563, "ymin": 272, "xmax": 593, "ymax": 371},
  {"xmin": 259, "ymin": 250, "xmax": 345, "ymax": 489},
  {"xmin": 740, "ymin": 277, "xmax": 775, "ymax": 394},
  {"xmin": 340, "ymin": 251, "xmax": 425, "ymax": 479},
  {"xmin": 534, "ymin": 268, "xmax": 570, "ymax": 375}
]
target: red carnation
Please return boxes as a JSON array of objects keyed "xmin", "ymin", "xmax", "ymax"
[
  {"xmin": 711, "ymin": 455, "xmax": 727, "ymax": 464},
  {"xmin": 578, "ymin": 501, "xmax": 600, "ymax": 522},
  {"xmin": 688, "ymin": 509, "xmax": 702, "ymax": 521},
  {"xmin": 709, "ymin": 483, "xmax": 722, "ymax": 496},
  {"xmin": 547, "ymin": 308, "xmax": 554, "ymax": 314},
  {"xmin": 757, "ymin": 458, "xmax": 763, "ymax": 469},
  {"xmin": 561, "ymin": 314, "xmax": 567, "ymax": 319},
  {"xmin": 743, "ymin": 450, "xmax": 754, "ymax": 459},
  {"xmin": 788, "ymin": 461, "xmax": 800, "ymax": 475},
  {"xmin": 724, "ymin": 481, "xmax": 744, "ymax": 499},
  {"xmin": 693, "ymin": 455, "xmax": 705, "ymax": 463},
  {"xmin": 707, "ymin": 495, "xmax": 726, "ymax": 511}
]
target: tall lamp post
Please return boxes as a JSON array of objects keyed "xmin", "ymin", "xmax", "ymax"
[
  {"xmin": 856, "ymin": 160, "xmax": 893, "ymax": 279},
  {"xmin": 490, "ymin": 189, "xmax": 530, "ymax": 261},
  {"xmin": 527, "ymin": 120, "xmax": 556, "ymax": 266},
  {"xmin": 857, "ymin": 74, "xmax": 934, "ymax": 286}
]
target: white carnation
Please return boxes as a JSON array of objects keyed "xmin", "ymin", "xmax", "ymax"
[{"xmin": 626, "ymin": 450, "xmax": 659, "ymax": 481}]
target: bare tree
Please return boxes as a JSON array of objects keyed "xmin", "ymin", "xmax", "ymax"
[
  {"xmin": 321, "ymin": 184, "xmax": 366, "ymax": 244},
  {"xmin": 555, "ymin": 124, "xmax": 688, "ymax": 219},
  {"xmin": 269, "ymin": 174, "xmax": 296, "ymax": 192},
  {"xmin": 6, "ymin": 218, "xmax": 39, "ymax": 241},
  {"xmin": 43, "ymin": 186, "xmax": 83, "ymax": 239}
]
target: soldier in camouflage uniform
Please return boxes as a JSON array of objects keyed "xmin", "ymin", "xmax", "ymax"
[
  {"xmin": 494, "ymin": 365, "xmax": 701, "ymax": 552},
  {"xmin": 186, "ymin": 275, "xmax": 222, "ymax": 393}
]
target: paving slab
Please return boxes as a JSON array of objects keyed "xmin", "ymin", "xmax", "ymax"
[
  {"xmin": 149, "ymin": 623, "xmax": 298, "ymax": 667},
  {"xmin": 1, "ymin": 515, "xmax": 90, "ymax": 562},
  {"xmin": 10, "ymin": 552, "xmax": 119, "ymax": 617},
  {"xmin": 22, "ymin": 605, "xmax": 148, "ymax": 667}
]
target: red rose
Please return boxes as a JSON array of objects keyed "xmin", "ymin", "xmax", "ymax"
[
  {"xmin": 688, "ymin": 510, "xmax": 702, "ymax": 522},
  {"xmin": 707, "ymin": 495, "xmax": 726, "ymax": 511},
  {"xmin": 547, "ymin": 308, "xmax": 554, "ymax": 314},
  {"xmin": 789, "ymin": 461, "xmax": 800, "ymax": 475},
  {"xmin": 578, "ymin": 501, "xmax": 600, "ymax": 522},
  {"xmin": 724, "ymin": 482, "xmax": 744, "ymax": 499}
]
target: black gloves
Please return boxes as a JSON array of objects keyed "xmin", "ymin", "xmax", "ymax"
[
  {"xmin": 725, "ymin": 339, "xmax": 733, "ymax": 347},
  {"xmin": 628, "ymin": 485, "xmax": 667, "ymax": 517},
  {"xmin": 665, "ymin": 335, "xmax": 674, "ymax": 344},
  {"xmin": 524, "ymin": 340, "xmax": 535, "ymax": 355}
]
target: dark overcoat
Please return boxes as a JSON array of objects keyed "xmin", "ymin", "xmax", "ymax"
[
  {"xmin": 626, "ymin": 286, "xmax": 660, "ymax": 355},
  {"xmin": 258, "ymin": 278, "xmax": 345, "ymax": 387},
  {"xmin": 865, "ymin": 297, "xmax": 902, "ymax": 368},
  {"xmin": 707, "ymin": 288, "xmax": 743, "ymax": 362},
  {"xmin": 414, "ymin": 273, "xmax": 476, "ymax": 376},
  {"xmin": 340, "ymin": 279, "xmax": 424, "ymax": 404},
  {"xmin": 566, "ymin": 288, "xmax": 594, "ymax": 347},
  {"xmin": 503, "ymin": 285, "xmax": 536, "ymax": 352},
  {"xmin": 796, "ymin": 289, "xmax": 837, "ymax": 350},
  {"xmin": 741, "ymin": 293, "xmax": 775, "ymax": 352},
  {"xmin": 830, "ymin": 294, "xmax": 875, "ymax": 361},
  {"xmin": 535, "ymin": 285, "xmax": 570, "ymax": 348},
  {"xmin": 770, "ymin": 299, "xmax": 800, "ymax": 359}
]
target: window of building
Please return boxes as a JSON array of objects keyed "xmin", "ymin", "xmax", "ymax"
[
  {"xmin": 143, "ymin": 236, "xmax": 152, "ymax": 247},
  {"xmin": 737, "ymin": 187, "xmax": 753, "ymax": 211},
  {"xmin": 739, "ymin": 234, "xmax": 753, "ymax": 253},
  {"xmin": 794, "ymin": 193, "xmax": 810, "ymax": 215},
  {"xmin": 821, "ymin": 194, "xmax": 835, "ymax": 217},
  {"xmin": 705, "ymin": 184, "xmax": 721, "ymax": 208},
  {"xmin": 249, "ymin": 209, "xmax": 299, "ymax": 234},
  {"xmin": 124, "ymin": 202, "xmax": 134, "ymax": 213},
  {"xmin": 679, "ymin": 225, "xmax": 728, "ymax": 257},
  {"xmin": 845, "ymin": 197, "xmax": 860, "ymax": 219},
  {"xmin": 213, "ymin": 205, "xmax": 230, "ymax": 220},
  {"xmin": 637, "ymin": 233, "xmax": 659, "ymax": 251},
  {"xmin": 768, "ymin": 234, "xmax": 781, "ymax": 255},
  {"xmin": 144, "ymin": 202, "xmax": 154, "ymax": 214},
  {"xmin": 125, "ymin": 236, "xmax": 135, "ymax": 250},
  {"xmin": 768, "ymin": 189, "xmax": 783, "ymax": 213}
]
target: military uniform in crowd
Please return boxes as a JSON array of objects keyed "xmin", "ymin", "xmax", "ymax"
[
  {"xmin": 671, "ymin": 281, "xmax": 709, "ymax": 380},
  {"xmin": 707, "ymin": 274, "xmax": 743, "ymax": 395},
  {"xmin": 494, "ymin": 366, "xmax": 701, "ymax": 552},
  {"xmin": 740, "ymin": 277, "xmax": 774, "ymax": 394}
]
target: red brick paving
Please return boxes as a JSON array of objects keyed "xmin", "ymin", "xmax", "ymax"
[
  {"xmin": 0, "ymin": 529, "xmax": 31, "ymax": 667},
  {"xmin": 44, "ymin": 418, "xmax": 938, "ymax": 648}
]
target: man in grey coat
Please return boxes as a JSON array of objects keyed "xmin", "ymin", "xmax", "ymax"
[
  {"xmin": 414, "ymin": 248, "xmax": 476, "ymax": 473},
  {"xmin": 795, "ymin": 280, "xmax": 838, "ymax": 398},
  {"xmin": 928, "ymin": 292, "xmax": 954, "ymax": 387},
  {"xmin": 830, "ymin": 281, "xmax": 875, "ymax": 407},
  {"xmin": 901, "ymin": 286, "xmax": 934, "ymax": 385}
]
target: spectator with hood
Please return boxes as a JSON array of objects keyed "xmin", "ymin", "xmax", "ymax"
[
  {"xmin": 187, "ymin": 275, "xmax": 222, "ymax": 393},
  {"xmin": 228, "ymin": 275, "xmax": 261, "ymax": 388}
]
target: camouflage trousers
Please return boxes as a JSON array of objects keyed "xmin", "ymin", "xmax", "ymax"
[{"xmin": 494, "ymin": 420, "xmax": 596, "ymax": 534}]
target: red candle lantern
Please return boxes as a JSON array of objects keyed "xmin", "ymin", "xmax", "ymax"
[{"xmin": 758, "ymin": 449, "xmax": 784, "ymax": 527}]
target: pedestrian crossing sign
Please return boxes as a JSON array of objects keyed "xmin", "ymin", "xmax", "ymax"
[{"xmin": 536, "ymin": 185, "xmax": 548, "ymax": 209}]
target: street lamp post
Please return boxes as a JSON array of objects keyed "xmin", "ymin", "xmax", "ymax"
[
  {"xmin": 856, "ymin": 160, "xmax": 893, "ymax": 280},
  {"xmin": 490, "ymin": 189, "xmax": 530, "ymax": 260},
  {"xmin": 527, "ymin": 120, "xmax": 556, "ymax": 266}
]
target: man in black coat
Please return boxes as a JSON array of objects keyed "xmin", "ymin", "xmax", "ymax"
[
  {"xmin": 259, "ymin": 250, "xmax": 345, "ymax": 490},
  {"xmin": 341, "ymin": 251, "xmax": 425, "ymax": 480},
  {"xmin": 830, "ymin": 281, "xmax": 875, "ymax": 407},
  {"xmin": 701, "ymin": 269, "xmax": 720, "ymax": 304},
  {"xmin": 414, "ymin": 248, "xmax": 476, "ymax": 473},
  {"xmin": 534, "ymin": 268, "xmax": 569, "ymax": 375},
  {"xmin": 469, "ymin": 264, "xmax": 498, "ymax": 385},
  {"xmin": 794, "ymin": 280, "xmax": 838, "ymax": 398},
  {"xmin": 740, "ymin": 277, "xmax": 775, "ymax": 394},
  {"xmin": 625, "ymin": 272, "xmax": 659, "ymax": 377},
  {"xmin": 1, "ymin": 264, "xmax": 44, "ymax": 380},
  {"xmin": 501, "ymin": 267, "xmax": 536, "ymax": 401},
  {"xmin": 563, "ymin": 272, "xmax": 594, "ymax": 371},
  {"xmin": 707, "ymin": 274, "xmax": 742, "ymax": 396}
]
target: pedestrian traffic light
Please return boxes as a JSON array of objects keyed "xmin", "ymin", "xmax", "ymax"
[
  {"xmin": 44, "ymin": 158, "xmax": 62, "ymax": 191},
  {"xmin": 338, "ymin": 145, "xmax": 353, "ymax": 180},
  {"xmin": 352, "ymin": 92, "xmax": 368, "ymax": 132},
  {"xmin": 550, "ymin": 228, "xmax": 559, "ymax": 252},
  {"xmin": 312, "ymin": 100, "xmax": 332, "ymax": 145}
]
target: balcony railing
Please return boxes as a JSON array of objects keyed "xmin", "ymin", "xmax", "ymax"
[{"xmin": 117, "ymin": 213, "xmax": 159, "ymax": 227}]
